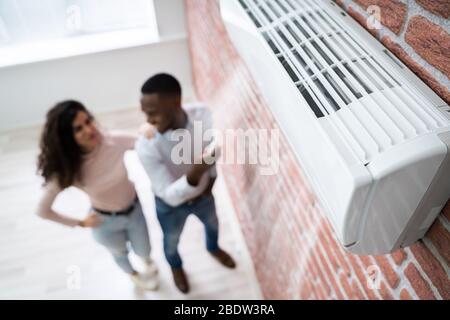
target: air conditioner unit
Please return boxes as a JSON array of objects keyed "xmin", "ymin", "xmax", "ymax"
[{"xmin": 220, "ymin": 0, "xmax": 450, "ymax": 254}]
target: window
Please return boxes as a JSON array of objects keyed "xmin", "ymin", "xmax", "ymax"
[{"xmin": 0, "ymin": 0, "xmax": 158, "ymax": 67}]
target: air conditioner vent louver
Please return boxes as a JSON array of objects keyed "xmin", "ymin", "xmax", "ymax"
[{"xmin": 238, "ymin": 0, "xmax": 448, "ymax": 164}]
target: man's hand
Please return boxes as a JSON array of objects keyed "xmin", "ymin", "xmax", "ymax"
[
  {"xmin": 187, "ymin": 162, "xmax": 213, "ymax": 186},
  {"xmin": 78, "ymin": 213, "xmax": 103, "ymax": 228},
  {"xmin": 203, "ymin": 176, "xmax": 217, "ymax": 196},
  {"xmin": 187, "ymin": 147, "xmax": 218, "ymax": 186},
  {"xmin": 138, "ymin": 123, "xmax": 155, "ymax": 140}
]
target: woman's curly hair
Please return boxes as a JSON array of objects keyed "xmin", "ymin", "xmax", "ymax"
[{"xmin": 37, "ymin": 100, "xmax": 93, "ymax": 189}]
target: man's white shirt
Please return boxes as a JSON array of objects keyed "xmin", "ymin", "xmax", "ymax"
[{"xmin": 135, "ymin": 103, "xmax": 216, "ymax": 207}]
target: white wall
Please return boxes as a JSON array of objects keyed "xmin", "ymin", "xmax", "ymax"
[
  {"xmin": 0, "ymin": 38, "xmax": 192, "ymax": 131},
  {"xmin": 153, "ymin": 0, "xmax": 187, "ymax": 38},
  {"xmin": 0, "ymin": 0, "xmax": 191, "ymax": 132}
]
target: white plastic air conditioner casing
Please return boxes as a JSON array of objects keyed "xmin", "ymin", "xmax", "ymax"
[{"xmin": 220, "ymin": 0, "xmax": 450, "ymax": 254}]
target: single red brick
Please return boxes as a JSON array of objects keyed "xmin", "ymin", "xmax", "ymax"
[
  {"xmin": 358, "ymin": 255, "xmax": 374, "ymax": 269},
  {"xmin": 352, "ymin": 0, "xmax": 407, "ymax": 34},
  {"xmin": 379, "ymin": 281, "xmax": 394, "ymax": 300},
  {"xmin": 391, "ymin": 248, "xmax": 407, "ymax": 266},
  {"xmin": 405, "ymin": 16, "xmax": 450, "ymax": 79},
  {"xmin": 400, "ymin": 289, "xmax": 413, "ymax": 300},
  {"xmin": 409, "ymin": 242, "xmax": 450, "ymax": 300},
  {"xmin": 416, "ymin": 0, "xmax": 450, "ymax": 19},
  {"xmin": 404, "ymin": 263, "xmax": 436, "ymax": 300},
  {"xmin": 381, "ymin": 35, "xmax": 450, "ymax": 105},
  {"xmin": 308, "ymin": 259, "xmax": 320, "ymax": 281}
]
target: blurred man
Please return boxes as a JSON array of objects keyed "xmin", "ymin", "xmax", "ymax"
[{"xmin": 135, "ymin": 73, "xmax": 236, "ymax": 294}]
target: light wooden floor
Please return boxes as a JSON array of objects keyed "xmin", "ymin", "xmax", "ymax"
[{"xmin": 0, "ymin": 107, "xmax": 262, "ymax": 300}]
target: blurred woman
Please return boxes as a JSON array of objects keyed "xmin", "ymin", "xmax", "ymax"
[{"xmin": 36, "ymin": 100, "xmax": 157, "ymax": 290}]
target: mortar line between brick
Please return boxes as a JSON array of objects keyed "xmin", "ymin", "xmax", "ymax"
[
  {"xmin": 437, "ymin": 215, "xmax": 450, "ymax": 233},
  {"xmin": 385, "ymin": 254, "xmax": 405, "ymax": 299},
  {"xmin": 402, "ymin": 248, "xmax": 421, "ymax": 299}
]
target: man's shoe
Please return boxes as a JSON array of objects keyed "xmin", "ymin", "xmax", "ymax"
[
  {"xmin": 210, "ymin": 248, "xmax": 236, "ymax": 269},
  {"xmin": 171, "ymin": 268, "xmax": 190, "ymax": 293}
]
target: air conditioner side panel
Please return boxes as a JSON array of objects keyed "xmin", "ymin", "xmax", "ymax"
[
  {"xmin": 398, "ymin": 132, "xmax": 450, "ymax": 247},
  {"xmin": 220, "ymin": 0, "xmax": 372, "ymax": 246},
  {"xmin": 348, "ymin": 135, "xmax": 447, "ymax": 254}
]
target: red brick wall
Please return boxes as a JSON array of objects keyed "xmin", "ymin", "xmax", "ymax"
[{"xmin": 185, "ymin": 0, "xmax": 450, "ymax": 300}]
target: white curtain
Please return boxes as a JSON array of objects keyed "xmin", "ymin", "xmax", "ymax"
[{"xmin": 0, "ymin": 0, "xmax": 155, "ymax": 46}]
